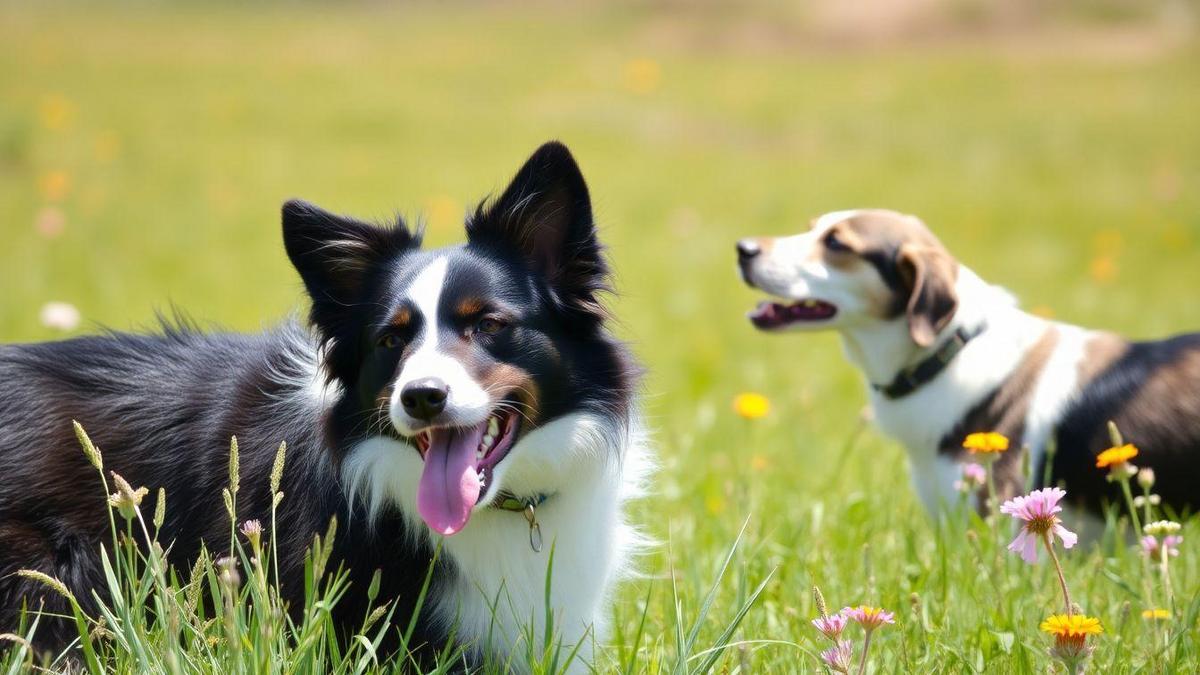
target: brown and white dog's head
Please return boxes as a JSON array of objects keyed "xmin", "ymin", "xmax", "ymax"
[{"xmin": 737, "ymin": 209, "xmax": 960, "ymax": 347}]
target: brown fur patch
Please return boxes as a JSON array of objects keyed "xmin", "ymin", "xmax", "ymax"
[
  {"xmin": 480, "ymin": 363, "xmax": 542, "ymax": 427},
  {"xmin": 820, "ymin": 224, "xmax": 867, "ymax": 271},
  {"xmin": 939, "ymin": 326, "xmax": 1061, "ymax": 508},
  {"xmin": 833, "ymin": 210, "xmax": 959, "ymax": 339},
  {"xmin": 841, "ymin": 210, "xmax": 946, "ymax": 256},
  {"xmin": 1077, "ymin": 332, "xmax": 1128, "ymax": 386},
  {"xmin": 456, "ymin": 298, "xmax": 485, "ymax": 317},
  {"xmin": 390, "ymin": 307, "xmax": 412, "ymax": 327}
]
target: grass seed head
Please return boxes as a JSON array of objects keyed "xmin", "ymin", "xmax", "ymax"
[
  {"xmin": 72, "ymin": 420, "xmax": 102, "ymax": 470},
  {"xmin": 108, "ymin": 471, "xmax": 149, "ymax": 521}
]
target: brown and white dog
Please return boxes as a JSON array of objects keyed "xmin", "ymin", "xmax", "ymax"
[{"xmin": 737, "ymin": 208, "xmax": 1199, "ymax": 519}]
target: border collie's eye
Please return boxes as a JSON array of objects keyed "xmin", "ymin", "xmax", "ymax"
[
  {"xmin": 825, "ymin": 231, "xmax": 852, "ymax": 253},
  {"xmin": 377, "ymin": 333, "xmax": 402, "ymax": 350},
  {"xmin": 474, "ymin": 317, "xmax": 506, "ymax": 336}
]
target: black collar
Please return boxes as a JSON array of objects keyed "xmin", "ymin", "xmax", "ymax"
[{"xmin": 873, "ymin": 323, "xmax": 987, "ymax": 400}]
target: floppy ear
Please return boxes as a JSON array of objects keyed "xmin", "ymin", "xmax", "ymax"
[
  {"xmin": 897, "ymin": 244, "xmax": 959, "ymax": 348},
  {"xmin": 466, "ymin": 141, "xmax": 609, "ymax": 319},
  {"xmin": 281, "ymin": 198, "xmax": 419, "ymax": 342}
]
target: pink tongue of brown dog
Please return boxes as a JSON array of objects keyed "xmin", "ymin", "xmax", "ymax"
[{"xmin": 416, "ymin": 422, "xmax": 487, "ymax": 535}]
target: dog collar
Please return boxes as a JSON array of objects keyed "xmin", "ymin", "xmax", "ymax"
[
  {"xmin": 873, "ymin": 323, "xmax": 987, "ymax": 400},
  {"xmin": 492, "ymin": 491, "xmax": 551, "ymax": 553}
]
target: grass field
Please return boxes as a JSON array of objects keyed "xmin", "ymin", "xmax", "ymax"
[{"xmin": 3, "ymin": 2, "xmax": 1200, "ymax": 672}]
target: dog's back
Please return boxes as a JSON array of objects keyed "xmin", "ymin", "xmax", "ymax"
[
  {"xmin": 0, "ymin": 324, "xmax": 357, "ymax": 646},
  {"xmin": 1052, "ymin": 332, "xmax": 1200, "ymax": 516}
]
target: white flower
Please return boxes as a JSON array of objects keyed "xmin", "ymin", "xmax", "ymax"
[{"xmin": 40, "ymin": 301, "xmax": 81, "ymax": 331}]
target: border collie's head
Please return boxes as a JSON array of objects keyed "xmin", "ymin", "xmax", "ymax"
[{"xmin": 282, "ymin": 142, "xmax": 633, "ymax": 535}]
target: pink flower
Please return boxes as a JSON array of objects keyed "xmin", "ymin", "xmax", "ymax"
[
  {"xmin": 812, "ymin": 612, "xmax": 848, "ymax": 640},
  {"xmin": 1000, "ymin": 487, "xmax": 1078, "ymax": 563},
  {"xmin": 1141, "ymin": 535, "xmax": 1183, "ymax": 558},
  {"xmin": 841, "ymin": 605, "xmax": 895, "ymax": 632},
  {"xmin": 819, "ymin": 639, "xmax": 854, "ymax": 673},
  {"xmin": 954, "ymin": 462, "xmax": 987, "ymax": 493}
]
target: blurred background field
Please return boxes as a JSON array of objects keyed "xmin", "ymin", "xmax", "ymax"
[{"xmin": 2, "ymin": 1, "xmax": 1199, "ymax": 670}]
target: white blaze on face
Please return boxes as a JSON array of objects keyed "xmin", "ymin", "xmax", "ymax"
[
  {"xmin": 388, "ymin": 256, "xmax": 491, "ymax": 435},
  {"xmin": 750, "ymin": 210, "xmax": 862, "ymax": 301}
]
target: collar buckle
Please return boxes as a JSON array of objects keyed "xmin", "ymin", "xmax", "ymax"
[
  {"xmin": 493, "ymin": 491, "xmax": 550, "ymax": 553},
  {"xmin": 523, "ymin": 503, "xmax": 543, "ymax": 553}
]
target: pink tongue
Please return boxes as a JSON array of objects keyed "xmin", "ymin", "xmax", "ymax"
[{"xmin": 417, "ymin": 424, "xmax": 486, "ymax": 536}]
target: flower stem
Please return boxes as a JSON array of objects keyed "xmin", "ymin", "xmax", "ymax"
[
  {"xmin": 1043, "ymin": 532, "xmax": 1073, "ymax": 616},
  {"xmin": 1160, "ymin": 544, "xmax": 1174, "ymax": 608},
  {"xmin": 1117, "ymin": 476, "xmax": 1142, "ymax": 536},
  {"xmin": 985, "ymin": 463, "xmax": 999, "ymax": 522},
  {"xmin": 857, "ymin": 630, "xmax": 874, "ymax": 675}
]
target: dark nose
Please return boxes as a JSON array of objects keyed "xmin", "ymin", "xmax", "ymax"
[
  {"xmin": 737, "ymin": 239, "xmax": 761, "ymax": 261},
  {"xmin": 400, "ymin": 378, "xmax": 448, "ymax": 421}
]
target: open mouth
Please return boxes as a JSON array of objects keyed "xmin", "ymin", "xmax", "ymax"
[
  {"xmin": 411, "ymin": 405, "xmax": 521, "ymax": 536},
  {"xmin": 748, "ymin": 299, "xmax": 838, "ymax": 329}
]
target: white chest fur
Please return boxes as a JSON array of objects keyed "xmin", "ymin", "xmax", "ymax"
[
  {"xmin": 342, "ymin": 413, "xmax": 649, "ymax": 672},
  {"xmin": 857, "ymin": 270, "xmax": 1087, "ymax": 513}
]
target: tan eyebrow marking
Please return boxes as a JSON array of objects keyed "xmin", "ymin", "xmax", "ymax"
[
  {"xmin": 390, "ymin": 307, "xmax": 412, "ymax": 327},
  {"xmin": 456, "ymin": 298, "xmax": 485, "ymax": 316}
]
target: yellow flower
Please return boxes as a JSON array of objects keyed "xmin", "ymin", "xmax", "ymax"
[
  {"xmin": 38, "ymin": 94, "xmax": 76, "ymax": 131},
  {"xmin": 1089, "ymin": 255, "xmax": 1117, "ymax": 283},
  {"xmin": 1040, "ymin": 614, "xmax": 1103, "ymax": 638},
  {"xmin": 733, "ymin": 392, "xmax": 770, "ymax": 420},
  {"xmin": 962, "ymin": 432, "xmax": 1009, "ymax": 454},
  {"xmin": 1142, "ymin": 608, "xmax": 1170, "ymax": 620},
  {"xmin": 623, "ymin": 58, "xmax": 662, "ymax": 94},
  {"xmin": 1042, "ymin": 613, "xmax": 1102, "ymax": 666},
  {"xmin": 38, "ymin": 170, "xmax": 71, "ymax": 202},
  {"xmin": 1095, "ymin": 444, "xmax": 1138, "ymax": 469}
]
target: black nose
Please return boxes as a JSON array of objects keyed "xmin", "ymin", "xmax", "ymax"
[
  {"xmin": 400, "ymin": 378, "xmax": 448, "ymax": 421},
  {"xmin": 737, "ymin": 239, "xmax": 761, "ymax": 260}
]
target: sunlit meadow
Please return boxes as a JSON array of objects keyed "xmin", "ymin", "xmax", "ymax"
[{"xmin": 2, "ymin": 2, "xmax": 1199, "ymax": 671}]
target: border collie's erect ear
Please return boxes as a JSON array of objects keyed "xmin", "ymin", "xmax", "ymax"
[
  {"xmin": 897, "ymin": 244, "xmax": 959, "ymax": 348},
  {"xmin": 467, "ymin": 141, "xmax": 610, "ymax": 319},
  {"xmin": 281, "ymin": 199, "xmax": 419, "ymax": 342}
]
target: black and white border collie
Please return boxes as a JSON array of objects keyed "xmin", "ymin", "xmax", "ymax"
[
  {"xmin": 0, "ymin": 141, "xmax": 649, "ymax": 668},
  {"xmin": 737, "ymin": 209, "xmax": 1198, "ymax": 521}
]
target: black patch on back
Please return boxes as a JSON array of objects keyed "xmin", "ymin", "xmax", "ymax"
[{"xmin": 1048, "ymin": 333, "xmax": 1200, "ymax": 516}]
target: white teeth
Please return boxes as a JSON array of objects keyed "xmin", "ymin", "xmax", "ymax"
[
  {"xmin": 477, "ymin": 470, "xmax": 486, "ymax": 486},
  {"xmin": 488, "ymin": 417, "xmax": 500, "ymax": 436},
  {"xmin": 477, "ymin": 433, "xmax": 495, "ymax": 460}
]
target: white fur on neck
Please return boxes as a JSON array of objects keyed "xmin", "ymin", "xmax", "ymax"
[
  {"xmin": 855, "ymin": 266, "xmax": 1050, "ymax": 512},
  {"xmin": 341, "ymin": 411, "xmax": 651, "ymax": 672}
]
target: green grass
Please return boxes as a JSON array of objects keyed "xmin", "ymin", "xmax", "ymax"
[{"xmin": 2, "ymin": 2, "xmax": 1200, "ymax": 672}]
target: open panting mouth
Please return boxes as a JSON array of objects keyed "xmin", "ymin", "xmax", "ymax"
[
  {"xmin": 748, "ymin": 299, "xmax": 838, "ymax": 329},
  {"xmin": 411, "ymin": 403, "xmax": 522, "ymax": 536}
]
